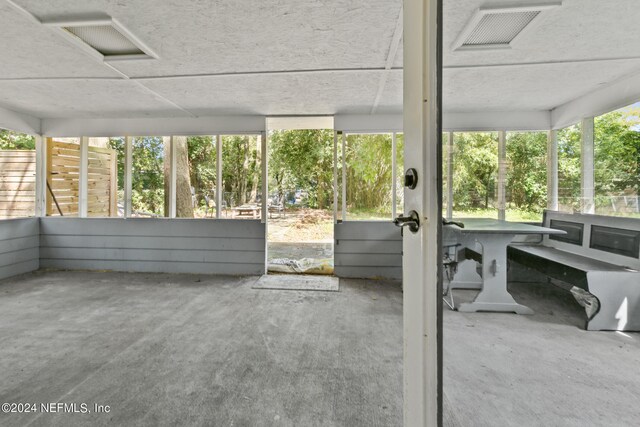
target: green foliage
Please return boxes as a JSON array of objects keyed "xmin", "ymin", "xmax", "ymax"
[
  {"xmin": 506, "ymin": 132, "xmax": 547, "ymax": 212},
  {"xmin": 557, "ymin": 124, "xmax": 582, "ymax": 211},
  {"xmin": 594, "ymin": 108, "xmax": 640, "ymax": 212},
  {"xmin": 268, "ymin": 130, "xmax": 333, "ymax": 209},
  {"xmin": 186, "ymin": 136, "xmax": 216, "ymax": 209},
  {"xmin": 222, "ymin": 135, "xmax": 260, "ymax": 207},
  {"xmin": 345, "ymin": 133, "xmax": 393, "ymax": 217},
  {"xmin": 452, "ymin": 132, "xmax": 498, "ymax": 210},
  {"xmin": 0, "ymin": 129, "xmax": 35, "ymax": 150}
]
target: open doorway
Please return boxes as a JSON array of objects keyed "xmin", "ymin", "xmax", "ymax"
[{"xmin": 266, "ymin": 119, "xmax": 335, "ymax": 275}]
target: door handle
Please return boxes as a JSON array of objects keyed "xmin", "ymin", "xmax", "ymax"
[{"xmin": 394, "ymin": 210, "xmax": 420, "ymax": 233}]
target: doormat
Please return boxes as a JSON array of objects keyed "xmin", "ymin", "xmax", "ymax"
[
  {"xmin": 268, "ymin": 257, "xmax": 334, "ymax": 275},
  {"xmin": 252, "ymin": 274, "xmax": 339, "ymax": 292}
]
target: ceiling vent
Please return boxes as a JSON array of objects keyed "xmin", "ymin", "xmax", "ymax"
[
  {"xmin": 452, "ymin": 2, "xmax": 562, "ymax": 51},
  {"xmin": 43, "ymin": 16, "xmax": 158, "ymax": 62}
]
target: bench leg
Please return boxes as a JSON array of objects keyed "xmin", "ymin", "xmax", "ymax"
[{"xmin": 583, "ymin": 272, "xmax": 640, "ymax": 331}]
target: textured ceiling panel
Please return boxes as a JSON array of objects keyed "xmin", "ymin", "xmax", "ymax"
[
  {"xmin": 14, "ymin": 0, "xmax": 402, "ymax": 77},
  {"xmin": 444, "ymin": 0, "xmax": 640, "ymax": 66},
  {"xmin": 0, "ymin": 2, "xmax": 120, "ymax": 79},
  {"xmin": 0, "ymin": 80, "xmax": 190, "ymax": 118},
  {"xmin": 139, "ymin": 71, "xmax": 386, "ymax": 116},
  {"xmin": 443, "ymin": 60, "xmax": 640, "ymax": 112}
]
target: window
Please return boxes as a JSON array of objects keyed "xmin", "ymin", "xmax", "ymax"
[
  {"xmin": 344, "ymin": 133, "xmax": 393, "ymax": 220},
  {"xmin": 557, "ymin": 124, "xmax": 581, "ymax": 213},
  {"xmin": 131, "ymin": 136, "xmax": 166, "ymax": 217},
  {"xmin": 505, "ymin": 132, "xmax": 547, "ymax": 222},
  {"xmin": 0, "ymin": 129, "xmax": 36, "ymax": 219},
  {"xmin": 451, "ymin": 132, "xmax": 499, "ymax": 219},
  {"xmin": 395, "ymin": 133, "xmax": 405, "ymax": 217},
  {"xmin": 47, "ymin": 137, "xmax": 80, "ymax": 216},
  {"xmin": 594, "ymin": 103, "xmax": 640, "ymax": 217},
  {"xmin": 87, "ymin": 138, "xmax": 120, "ymax": 217},
  {"xmin": 222, "ymin": 135, "xmax": 261, "ymax": 219},
  {"xmin": 178, "ymin": 136, "xmax": 217, "ymax": 218}
]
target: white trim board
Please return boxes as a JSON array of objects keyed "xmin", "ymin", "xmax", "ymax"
[
  {"xmin": 40, "ymin": 115, "xmax": 266, "ymax": 137},
  {"xmin": 0, "ymin": 105, "xmax": 41, "ymax": 135},
  {"xmin": 443, "ymin": 110, "xmax": 551, "ymax": 131},
  {"xmin": 551, "ymin": 69, "xmax": 640, "ymax": 129},
  {"xmin": 334, "ymin": 114, "xmax": 403, "ymax": 132}
]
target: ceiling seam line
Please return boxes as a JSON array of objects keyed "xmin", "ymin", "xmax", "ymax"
[
  {"xmin": 104, "ymin": 61, "xmax": 198, "ymax": 118},
  {"xmin": 444, "ymin": 56, "xmax": 640, "ymax": 70},
  {"xmin": 371, "ymin": 5, "xmax": 404, "ymax": 114}
]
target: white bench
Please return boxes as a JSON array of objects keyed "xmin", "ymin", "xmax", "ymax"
[{"xmin": 508, "ymin": 211, "xmax": 640, "ymax": 331}]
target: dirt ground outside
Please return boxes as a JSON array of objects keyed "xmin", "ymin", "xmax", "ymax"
[
  {"xmin": 267, "ymin": 207, "xmax": 334, "ymax": 274},
  {"xmin": 268, "ymin": 207, "xmax": 333, "ymax": 243}
]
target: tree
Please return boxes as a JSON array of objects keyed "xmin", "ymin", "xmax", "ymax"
[
  {"xmin": 506, "ymin": 132, "xmax": 547, "ymax": 212},
  {"xmin": 452, "ymin": 132, "xmax": 498, "ymax": 210},
  {"xmin": 163, "ymin": 136, "xmax": 194, "ymax": 218},
  {"xmin": 594, "ymin": 107, "xmax": 640, "ymax": 211},
  {"xmin": 0, "ymin": 129, "xmax": 35, "ymax": 150},
  {"xmin": 268, "ymin": 130, "xmax": 333, "ymax": 209}
]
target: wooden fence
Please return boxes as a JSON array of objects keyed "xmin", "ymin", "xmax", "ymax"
[
  {"xmin": 0, "ymin": 150, "xmax": 36, "ymax": 218},
  {"xmin": 47, "ymin": 139, "xmax": 118, "ymax": 217}
]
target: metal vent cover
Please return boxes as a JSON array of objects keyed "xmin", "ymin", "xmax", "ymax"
[
  {"xmin": 43, "ymin": 16, "xmax": 158, "ymax": 61},
  {"xmin": 463, "ymin": 11, "xmax": 540, "ymax": 46},
  {"xmin": 63, "ymin": 24, "xmax": 143, "ymax": 56},
  {"xmin": 453, "ymin": 2, "xmax": 562, "ymax": 51}
]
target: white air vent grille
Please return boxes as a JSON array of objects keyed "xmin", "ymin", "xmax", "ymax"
[
  {"xmin": 43, "ymin": 16, "xmax": 158, "ymax": 61},
  {"xmin": 463, "ymin": 11, "xmax": 540, "ymax": 46},
  {"xmin": 452, "ymin": 2, "xmax": 562, "ymax": 51},
  {"xmin": 64, "ymin": 24, "xmax": 143, "ymax": 56}
]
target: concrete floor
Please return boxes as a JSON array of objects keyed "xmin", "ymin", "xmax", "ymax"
[
  {"xmin": 444, "ymin": 281, "xmax": 640, "ymax": 427},
  {"xmin": 1, "ymin": 271, "xmax": 639, "ymax": 426},
  {"xmin": 0, "ymin": 271, "xmax": 402, "ymax": 427}
]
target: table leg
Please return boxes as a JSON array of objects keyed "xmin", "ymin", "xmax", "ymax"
[{"xmin": 458, "ymin": 234, "xmax": 533, "ymax": 315}]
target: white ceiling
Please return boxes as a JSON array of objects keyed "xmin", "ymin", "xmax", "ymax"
[{"xmin": 0, "ymin": 0, "xmax": 639, "ymax": 120}]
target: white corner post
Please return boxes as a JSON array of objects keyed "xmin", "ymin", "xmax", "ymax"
[
  {"xmin": 581, "ymin": 118, "xmax": 595, "ymax": 214},
  {"xmin": 392, "ymin": 132, "xmax": 398, "ymax": 220},
  {"xmin": 341, "ymin": 131, "xmax": 347, "ymax": 221},
  {"xmin": 124, "ymin": 136, "xmax": 133, "ymax": 218},
  {"xmin": 547, "ymin": 130, "xmax": 558, "ymax": 211},
  {"xmin": 34, "ymin": 135, "xmax": 47, "ymax": 217},
  {"xmin": 404, "ymin": 0, "xmax": 441, "ymax": 425},
  {"xmin": 216, "ymin": 134, "xmax": 223, "ymax": 219},
  {"xmin": 333, "ymin": 130, "xmax": 339, "ymax": 223},
  {"xmin": 261, "ymin": 131, "xmax": 268, "ymax": 223},
  {"xmin": 497, "ymin": 131, "xmax": 507, "ymax": 221},
  {"xmin": 169, "ymin": 136, "xmax": 177, "ymax": 218},
  {"xmin": 78, "ymin": 136, "xmax": 89, "ymax": 217},
  {"xmin": 446, "ymin": 131, "xmax": 453, "ymax": 219}
]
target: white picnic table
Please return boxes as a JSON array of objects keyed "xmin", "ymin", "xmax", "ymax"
[{"xmin": 444, "ymin": 218, "xmax": 565, "ymax": 314}]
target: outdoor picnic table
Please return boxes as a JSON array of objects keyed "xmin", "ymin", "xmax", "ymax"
[
  {"xmin": 232, "ymin": 205, "xmax": 261, "ymax": 219},
  {"xmin": 444, "ymin": 218, "xmax": 565, "ymax": 314}
]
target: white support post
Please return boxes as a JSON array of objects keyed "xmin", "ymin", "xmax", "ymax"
[
  {"xmin": 124, "ymin": 136, "xmax": 133, "ymax": 218},
  {"xmin": 169, "ymin": 136, "xmax": 177, "ymax": 218},
  {"xmin": 333, "ymin": 131, "xmax": 339, "ymax": 223},
  {"xmin": 403, "ymin": 0, "xmax": 441, "ymax": 425},
  {"xmin": 341, "ymin": 132, "xmax": 347, "ymax": 221},
  {"xmin": 447, "ymin": 131, "xmax": 453, "ymax": 220},
  {"xmin": 497, "ymin": 131, "xmax": 507, "ymax": 221},
  {"xmin": 216, "ymin": 135, "xmax": 223, "ymax": 219},
  {"xmin": 581, "ymin": 118, "xmax": 595, "ymax": 214},
  {"xmin": 547, "ymin": 130, "xmax": 558, "ymax": 211},
  {"xmin": 261, "ymin": 131, "xmax": 268, "ymax": 223},
  {"xmin": 392, "ymin": 132, "xmax": 398, "ymax": 220},
  {"xmin": 79, "ymin": 136, "xmax": 89, "ymax": 218},
  {"xmin": 34, "ymin": 135, "xmax": 47, "ymax": 217}
]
